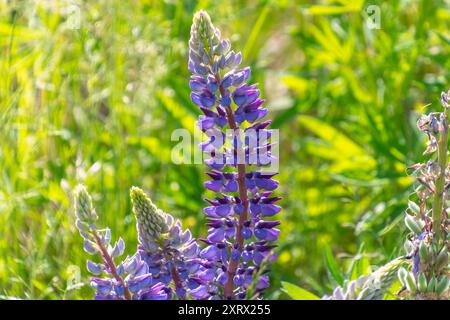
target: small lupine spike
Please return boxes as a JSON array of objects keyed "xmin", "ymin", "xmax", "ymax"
[
  {"xmin": 130, "ymin": 186, "xmax": 168, "ymax": 250},
  {"xmin": 192, "ymin": 10, "xmax": 216, "ymax": 43},
  {"xmin": 74, "ymin": 185, "xmax": 97, "ymax": 227},
  {"xmin": 323, "ymin": 258, "xmax": 407, "ymax": 300},
  {"xmin": 130, "ymin": 186, "xmax": 201, "ymax": 299}
]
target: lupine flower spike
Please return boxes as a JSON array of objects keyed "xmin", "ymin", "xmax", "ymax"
[
  {"xmin": 73, "ymin": 185, "xmax": 168, "ymax": 300},
  {"xmin": 130, "ymin": 187, "xmax": 202, "ymax": 299},
  {"xmin": 323, "ymin": 258, "xmax": 407, "ymax": 300},
  {"xmin": 188, "ymin": 10, "xmax": 281, "ymax": 299},
  {"xmin": 397, "ymin": 90, "xmax": 450, "ymax": 300}
]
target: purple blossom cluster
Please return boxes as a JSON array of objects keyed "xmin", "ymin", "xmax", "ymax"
[
  {"xmin": 74, "ymin": 185, "xmax": 168, "ymax": 300},
  {"xmin": 188, "ymin": 11, "xmax": 281, "ymax": 299},
  {"xmin": 73, "ymin": 10, "xmax": 280, "ymax": 301},
  {"xmin": 130, "ymin": 187, "xmax": 202, "ymax": 299}
]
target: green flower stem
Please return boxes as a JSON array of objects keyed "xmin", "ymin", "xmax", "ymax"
[{"xmin": 432, "ymin": 109, "xmax": 449, "ymax": 243}]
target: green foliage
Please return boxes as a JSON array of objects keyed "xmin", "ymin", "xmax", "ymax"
[
  {"xmin": 0, "ymin": 0, "xmax": 449, "ymax": 299},
  {"xmin": 281, "ymin": 282, "xmax": 320, "ymax": 300}
]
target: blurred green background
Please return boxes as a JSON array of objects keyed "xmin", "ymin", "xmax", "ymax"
[{"xmin": 0, "ymin": 0, "xmax": 449, "ymax": 299}]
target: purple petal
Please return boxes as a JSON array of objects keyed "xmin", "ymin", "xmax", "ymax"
[
  {"xmin": 200, "ymin": 245, "xmax": 221, "ymax": 261},
  {"xmin": 256, "ymin": 275, "xmax": 270, "ymax": 290},
  {"xmin": 234, "ymin": 203, "xmax": 244, "ymax": 214},
  {"xmin": 261, "ymin": 204, "xmax": 281, "ymax": 216},
  {"xmin": 254, "ymin": 178, "xmax": 279, "ymax": 191},
  {"xmin": 254, "ymin": 228, "xmax": 280, "ymax": 242},
  {"xmin": 207, "ymin": 227, "xmax": 225, "ymax": 242},
  {"xmin": 204, "ymin": 180, "xmax": 223, "ymax": 192},
  {"xmin": 217, "ymin": 271, "xmax": 228, "ymax": 285},
  {"xmin": 242, "ymin": 227, "xmax": 252, "ymax": 239},
  {"xmin": 233, "ymin": 275, "xmax": 245, "ymax": 286},
  {"xmin": 250, "ymin": 202, "xmax": 261, "ymax": 215},
  {"xmin": 246, "ymin": 108, "xmax": 268, "ymax": 123},
  {"xmin": 198, "ymin": 267, "xmax": 215, "ymax": 282},
  {"xmin": 224, "ymin": 179, "xmax": 238, "ymax": 192},
  {"xmin": 190, "ymin": 80, "xmax": 207, "ymax": 92},
  {"xmin": 127, "ymin": 274, "xmax": 153, "ymax": 293},
  {"xmin": 190, "ymin": 285, "xmax": 209, "ymax": 299},
  {"xmin": 197, "ymin": 116, "xmax": 215, "ymax": 130},
  {"xmin": 215, "ymin": 204, "xmax": 232, "ymax": 217},
  {"xmin": 87, "ymin": 260, "xmax": 103, "ymax": 275}
]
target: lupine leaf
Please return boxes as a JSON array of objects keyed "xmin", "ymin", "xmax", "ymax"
[
  {"xmin": 324, "ymin": 245, "xmax": 344, "ymax": 286},
  {"xmin": 281, "ymin": 282, "xmax": 320, "ymax": 300}
]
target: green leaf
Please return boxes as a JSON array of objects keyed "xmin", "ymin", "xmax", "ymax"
[
  {"xmin": 346, "ymin": 244, "xmax": 372, "ymax": 280},
  {"xmin": 281, "ymin": 282, "xmax": 320, "ymax": 300},
  {"xmin": 298, "ymin": 115, "xmax": 376, "ymax": 174},
  {"xmin": 324, "ymin": 245, "xmax": 344, "ymax": 286},
  {"xmin": 242, "ymin": 4, "xmax": 271, "ymax": 61},
  {"xmin": 433, "ymin": 31, "xmax": 450, "ymax": 46}
]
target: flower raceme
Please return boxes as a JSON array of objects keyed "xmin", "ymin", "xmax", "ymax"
[
  {"xmin": 130, "ymin": 187, "xmax": 202, "ymax": 299},
  {"xmin": 397, "ymin": 90, "xmax": 450, "ymax": 300},
  {"xmin": 188, "ymin": 10, "xmax": 281, "ymax": 299},
  {"xmin": 323, "ymin": 258, "xmax": 407, "ymax": 300},
  {"xmin": 73, "ymin": 185, "xmax": 168, "ymax": 300},
  {"xmin": 74, "ymin": 185, "xmax": 206, "ymax": 299}
]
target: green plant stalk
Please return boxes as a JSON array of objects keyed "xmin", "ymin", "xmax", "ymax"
[{"xmin": 432, "ymin": 109, "xmax": 449, "ymax": 243}]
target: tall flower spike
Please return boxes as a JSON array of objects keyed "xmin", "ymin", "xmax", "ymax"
[
  {"xmin": 397, "ymin": 90, "xmax": 450, "ymax": 300},
  {"xmin": 189, "ymin": 11, "xmax": 280, "ymax": 299},
  {"xmin": 131, "ymin": 187, "xmax": 201, "ymax": 299},
  {"xmin": 323, "ymin": 258, "xmax": 407, "ymax": 300},
  {"xmin": 74, "ymin": 185, "xmax": 168, "ymax": 300}
]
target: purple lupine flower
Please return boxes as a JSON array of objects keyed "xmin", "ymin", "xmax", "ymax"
[
  {"xmin": 188, "ymin": 10, "xmax": 281, "ymax": 299},
  {"xmin": 74, "ymin": 185, "xmax": 167, "ymax": 300},
  {"xmin": 130, "ymin": 186, "xmax": 202, "ymax": 299},
  {"xmin": 91, "ymin": 253, "xmax": 168, "ymax": 300}
]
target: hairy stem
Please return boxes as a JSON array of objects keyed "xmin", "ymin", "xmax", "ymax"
[
  {"xmin": 167, "ymin": 254, "xmax": 186, "ymax": 299},
  {"xmin": 214, "ymin": 73, "xmax": 249, "ymax": 299},
  {"xmin": 93, "ymin": 232, "xmax": 132, "ymax": 300}
]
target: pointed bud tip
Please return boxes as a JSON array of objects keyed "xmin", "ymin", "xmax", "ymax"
[
  {"xmin": 74, "ymin": 184, "xmax": 88, "ymax": 199},
  {"xmin": 193, "ymin": 10, "xmax": 212, "ymax": 24},
  {"xmin": 130, "ymin": 186, "xmax": 164, "ymax": 223},
  {"xmin": 73, "ymin": 184, "xmax": 97, "ymax": 222},
  {"xmin": 130, "ymin": 186, "xmax": 149, "ymax": 202}
]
